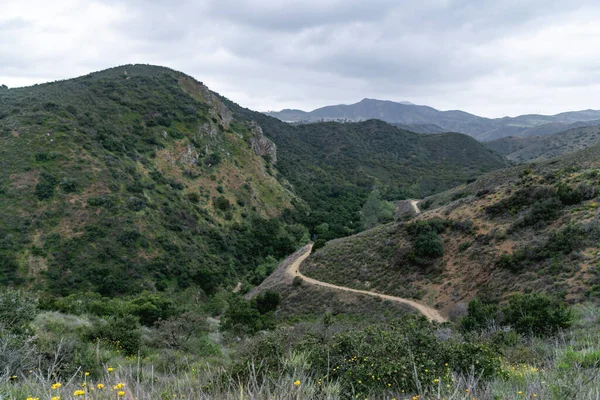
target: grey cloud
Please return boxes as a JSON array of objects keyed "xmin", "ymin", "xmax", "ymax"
[{"xmin": 2, "ymin": 0, "xmax": 600, "ymax": 116}]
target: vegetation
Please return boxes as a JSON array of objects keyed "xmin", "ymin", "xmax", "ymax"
[
  {"xmin": 227, "ymin": 101, "xmax": 507, "ymax": 240},
  {"xmin": 1, "ymin": 285, "xmax": 599, "ymax": 400},
  {"xmin": 485, "ymin": 125, "xmax": 600, "ymax": 163},
  {"xmin": 0, "ymin": 64, "xmax": 308, "ymax": 297},
  {"xmin": 3, "ymin": 64, "xmax": 600, "ymax": 400}
]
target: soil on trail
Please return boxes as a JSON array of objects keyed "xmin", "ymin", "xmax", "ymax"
[
  {"xmin": 410, "ymin": 199, "xmax": 421, "ymax": 215},
  {"xmin": 288, "ymin": 244, "xmax": 447, "ymax": 323}
]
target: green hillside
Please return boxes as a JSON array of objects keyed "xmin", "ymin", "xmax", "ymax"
[
  {"xmin": 0, "ymin": 65, "xmax": 308, "ymax": 296},
  {"xmin": 224, "ymin": 103, "xmax": 508, "ymax": 239},
  {"xmin": 485, "ymin": 125, "xmax": 600, "ymax": 163},
  {"xmin": 300, "ymin": 143, "xmax": 600, "ymax": 313}
]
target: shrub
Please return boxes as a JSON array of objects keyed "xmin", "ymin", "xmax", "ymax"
[
  {"xmin": 35, "ymin": 181, "xmax": 55, "ymax": 200},
  {"xmin": 501, "ymin": 293, "xmax": 572, "ymax": 336},
  {"xmin": 413, "ymin": 230, "xmax": 444, "ymax": 259},
  {"xmin": 89, "ymin": 314, "xmax": 142, "ymax": 355},
  {"xmin": 461, "ymin": 299, "xmax": 499, "ymax": 332},
  {"xmin": 221, "ymin": 297, "xmax": 264, "ymax": 335},
  {"xmin": 59, "ymin": 177, "xmax": 79, "ymax": 193},
  {"xmin": 254, "ymin": 291, "xmax": 280, "ymax": 315},
  {"xmin": 213, "ymin": 196, "xmax": 231, "ymax": 211},
  {"xmin": 0, "ymin": 289, "xmax": 38, "ymax": 335}
]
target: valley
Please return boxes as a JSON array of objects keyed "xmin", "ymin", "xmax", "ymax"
[{"xmin": 2, "ymin": 65, "xmax": 600, "ymax": 400}]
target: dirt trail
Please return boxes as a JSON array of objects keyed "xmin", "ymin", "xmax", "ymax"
[
  {"xmin": 288, "ymin": 244, "xmax": 447, "ymax": 323},
  {"xmin": 410, "ymin": 199, "xmax": 421, "ymax": 215}
]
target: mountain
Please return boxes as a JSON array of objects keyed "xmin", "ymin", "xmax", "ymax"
[
  {"xmin": 485, "ymin": 125, "xmax": 600, "ymax": 163},
  {"xmin": 298, "ymin": 143, "xmax": 600, "ymax": 314},
  {"xmin": 224, "ymin": 103, "xmax": 508, "ymax": 240},
  {"xmin": 266, "ymin": 98, "xmax": 600, "ymax": 141},
  {"xmin": 0, "ymin": 64, "xmax": 308, "ymax": 295},
  {"xmin": 0, "ymin": 64, "xmax": 508, "ymax": 297}
]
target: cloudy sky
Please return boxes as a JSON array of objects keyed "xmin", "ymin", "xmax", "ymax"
[{"xmin": 2, "ymin": 0, "xmax": 600, "ymax": 117}]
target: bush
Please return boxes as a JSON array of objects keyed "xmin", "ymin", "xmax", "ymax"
[
  {"xmin": 59, "ymin": 177, "xmax": 79, "ymax": 193},
  {"xmin": 461, "ymin": 299, "xmax": 499, "ymax": 332},
  {"xmin": 0, "ymin": 289, "xmax": 38, "ymax": 335},
  {"xmin": 502, "ymin": 293, "xmax": 572, "ymax": 337},
  {"xmin": 413, "ymin": 230, "xmax": 444, "ymax": 258},
  {"xmin": 89, "ymin": 314, "xmax": 142, "ymax": 355},
  {"xmin": 254, "ymin": 291, "xmax": 280, "ymax": 315},
  {"xmin": 213, "ymin": 196, "xmax": 231, "ymax": 211}
]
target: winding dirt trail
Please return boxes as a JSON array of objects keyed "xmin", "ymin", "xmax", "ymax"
[
  {"xmin": 288, "ymin": 244, "xmax": 447, "ymax": 323},
  {"xmin": 410, "ymin": 199, "xmax": 421, "ymax": 215}
]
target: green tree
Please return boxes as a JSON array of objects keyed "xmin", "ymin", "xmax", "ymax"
[{"xmin": 360, "ymin": 189, "xmax": 396, "ymax": 230}]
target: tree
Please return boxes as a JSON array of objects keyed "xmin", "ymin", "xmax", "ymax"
[{"xmin": 360, "ymin": 189, "xmax": 395, "ymax": 230}]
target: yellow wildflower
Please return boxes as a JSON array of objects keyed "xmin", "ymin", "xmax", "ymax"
[
  {"xmin": 114, "ymin": 383, "xmax": 125, "ymax": 390},
  {"xmin": 293, "ymin": 380, "xmax": 301, "ymax": 386},
  {"xmin": 107, "ymin": 367, "xmax": 114, "ymax": 372},
  {"xmin": 74, "ymin": 390, "xmax": 85, "ymax": 396},
  {"xmin": 51, "ymin": 397, "xmax": 60, "ymax": 400},
  {"xmin": 52, "ymin": 382, "xmax": 62, "ymax": 389},
  {"xmin": 84, "ymin": 372, "xmax": 90, "ymax": 376},
  {"xmin": 118, "ymin": 391, "xmax": 125, "ymax": 397},
  {"xmin": 97, "ymin": 383, "xmax": 105, "ymax": 389}
]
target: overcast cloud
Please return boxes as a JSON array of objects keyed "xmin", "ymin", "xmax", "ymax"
[{"xmin": 2, "ymin": 0, "xmax": 600, "ymax": 117}]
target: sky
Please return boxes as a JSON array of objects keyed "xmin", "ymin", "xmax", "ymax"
[{"xmin": 1, "ymin": 0, "xmax": 600, "ymax": 117}]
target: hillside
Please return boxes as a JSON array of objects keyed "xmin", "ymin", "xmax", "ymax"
[
  {"xmin": 225, "ymin": 103, "xmax": 508, "ymax": 239},
  {"xmin": 0, "ymin": 64, "xmax": 308, "ymax": 296},
  {"xmin": 485, "ymin": 125, "xmax": 600, "ymax": 163},
  {"xmin": 266, "ymin": 98, "xmax": 600, "ymax": 141},
  {"xmin": 299, "ymin": 143, "xmax": 600, "ymax": 315}
]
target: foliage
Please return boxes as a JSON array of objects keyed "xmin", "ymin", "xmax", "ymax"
[
  {"xmin": 360, "ymin": 189, "xmax": 396, "ymax": 230},
  {"xmin": 0, "ymin": 64, "xmax": 307, "ymax": 299},
  {"xmin": 502, "ymin": 294, "xmax": 572, "ymax": 337},
  {"xmin": 462, "ymin": 294, "xmax": 572, "ymax": 337},
  {"xmin": 0, "ymin": 289, "xmax": 38, "ymax": 335},
  {"xmin": 235, "ymin": 315, "xmax": 501, "ymax": 395},
  {"xmin": 227, "ymin": 100, "xmax": 507, "ymax": 240},
  {"xmin": 88, "ymin": 314, "xmax": 142, "ymax": 355},
  {"xmin": 461, "ymin": 298, "xmax": 499, "ymax": 332}
]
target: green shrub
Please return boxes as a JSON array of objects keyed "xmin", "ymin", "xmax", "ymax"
[
  {"xmin": 461, "ymin": 299, "xmax": 499, "ymax": 332},
  {"xmin": 89, "ymin": 314, "xmax": 142, "ymax": 355},
  {"xmin": 213, "ymin": 196, "xmax": 231, "ymax": 211},
  {"xmin": 0, "ymin": 289, "xmax": 38, "ymax": 335},
  {"xmin": 501, "ymin": 293, "xmax": 572, "ymax": 337},
  {"xmin": 254, "ymin": 290, "xmax": 280, "ymax": 315},
  {"xmin": 413, "ymin": 230, "xmax": 444, "ymax": 259}
]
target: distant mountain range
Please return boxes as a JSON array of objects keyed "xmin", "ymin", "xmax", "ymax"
[{"xmin": 265, "ymin": 98, "xmax": 600, "ymax": 141}]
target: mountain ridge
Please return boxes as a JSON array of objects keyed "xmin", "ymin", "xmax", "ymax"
[{"xmin": 266, "ymin": 98, "xmax": 600, "ymax": 141}]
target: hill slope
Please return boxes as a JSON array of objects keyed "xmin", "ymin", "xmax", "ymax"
[
  {"xmin": 226, "ymin": 103, "xmax": 508, "ymax": 239},
  {"xmin": 266, "ymin": 98, "xmax": 600, "ymax": 141},
  {"xmin": 299, "ymin": 144, "xmax": 600, "ymax": 313},
  {"xmin": 0, "ymin": 64, "xmax": 307, "ymax": 295},
  {"xmin": 485, "ymin": 125, "xmax": 600, "ymax": 163}
]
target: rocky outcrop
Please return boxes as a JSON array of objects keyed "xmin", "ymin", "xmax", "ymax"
[
  {"xmin": 249, "ymin": 122, "xmax": 277, "ymax": 163},
  {"xmin": 180, "ymin": 76, "xmax": 233, "ymax": 129}
]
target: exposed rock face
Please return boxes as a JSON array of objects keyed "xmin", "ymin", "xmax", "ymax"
[
  {"xmin": 179, "ymin": 76, "xmax": 233, "ymax": 129},
  {"xmin": 249, "ymin": 122, "xmax": 277, "ymax": 163},
  {"xmin": 199, "ymin": 121, "xmax": 219, "ymax": 137},
  {"xmin": 196, "ymin": 83, "xmax": 233, "ymax": 129}
]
